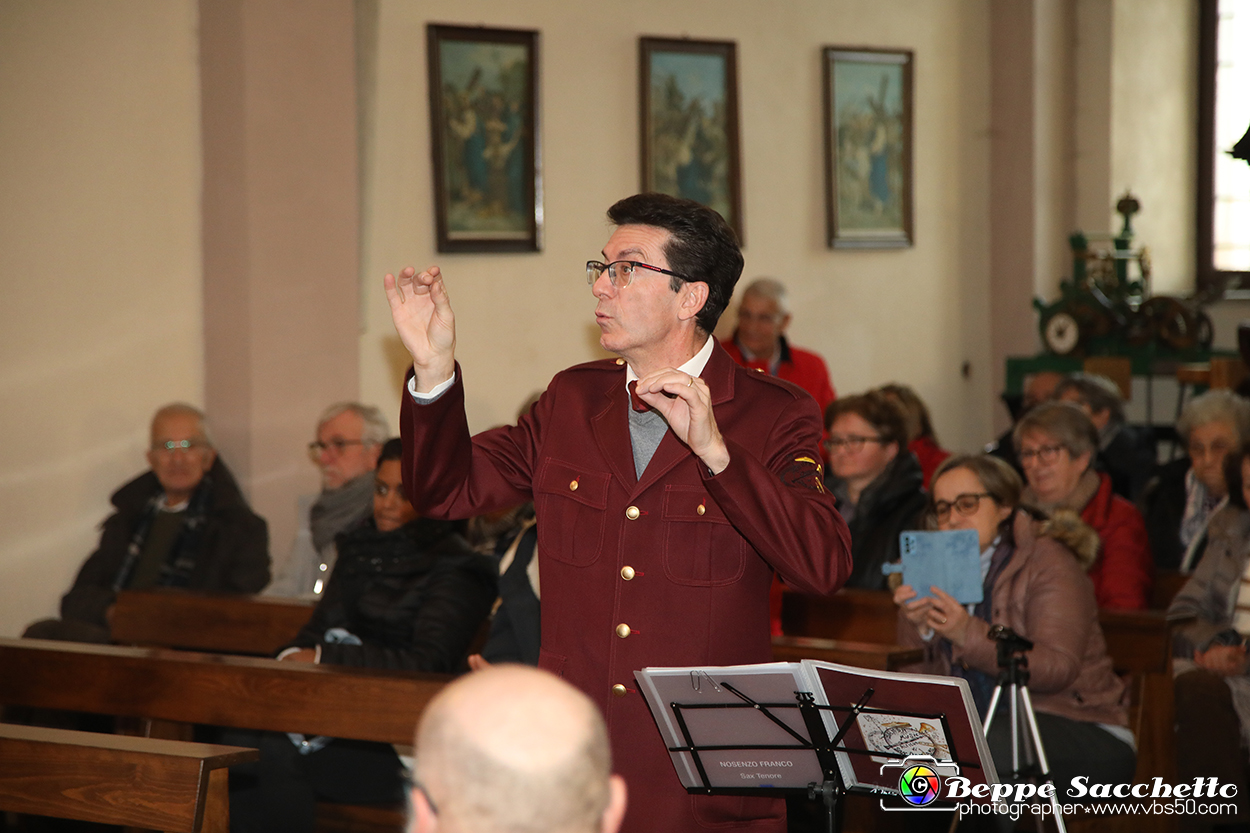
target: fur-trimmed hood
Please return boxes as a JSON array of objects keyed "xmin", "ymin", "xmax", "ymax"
[{"xmin": 1032, "ymin": 507, "xmax": 1101, "ymax": 571}]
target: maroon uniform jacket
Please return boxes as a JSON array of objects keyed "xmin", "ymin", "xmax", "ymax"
[{"xmin": 401, "ymin": 341, "xmax": 852, "ymax": 833}]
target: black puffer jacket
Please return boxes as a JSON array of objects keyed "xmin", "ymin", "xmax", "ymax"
[
  {"xmin": 1138, "ymin": 457, "xmax": 1192, "ymax": 571},
  {"xmin": 286, "ymin": 517, "xmax": 497, "ymax": 672},
  {"xmin": 61, "ymin": 458, "xmax": 270, "ymax": 627},
  {"xmin": 826, "ymin": 452, "xmax": 928, "ymax": 590}
]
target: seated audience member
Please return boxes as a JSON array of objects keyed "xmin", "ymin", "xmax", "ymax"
[
  {"xmin": 1169, "ymin": 442, "xmax": 1250, "ymax": 826},
  {"xmin": 228, "ymin": 438, "xmax": 497, "ymax": 833},
  {"xmin": 409, "ymin": 665, "xmax": 627, "ymax": 833},
  {"xmin": 721, "ymin": 277, "xmax": 836, "ymax": 419},
  {"xmin": 24, "ymin": 403, "xmax": 269, "ymax": 643},
  {"xmin": 1015, "ymin": 401, "xmax": 1152, "ymax": 609},
  {"xmin": 465, "ymin": 394, "xmax": 543, "ymax": 665},
  {"xmin": 473, "ymin": 508, "xmax": 540, "ymax": 666},
  {"xmin": 1140, "ymin": 389, "xmax": 1250, "ymax": 572},
  {"xmin": 266, "ymin": 402, "xmax": 388, "ymax": 598},
  {"xmin": 895, "ymin": 455, "xmax": 1134, "ymax": 808},
  {"xmin": 879, "ymin": 382, "xmax": 950, "ymax": 487},
  {"xmin": 985, "ymin": 370, "xmax": 1064, "ymax": 476},
  {"xmin": 824, "ymin": 391, "xmax": 926, "ymax": 590},
  {"xmin": 1054, "ymin": 372, "xmax": 1154, "ymax": 501}
]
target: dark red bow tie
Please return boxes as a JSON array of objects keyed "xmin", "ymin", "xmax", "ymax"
[{"xmin": 628, "ymin": 380, "xmax": 650, "ymax": 413}]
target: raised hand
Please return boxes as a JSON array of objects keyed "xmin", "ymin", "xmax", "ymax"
[
  {"xmin": 634, "ymin": 369, "xmax": 730, "ymax": 474},
  {"xmin": 383, "ymin": 265, "xmax": 457, "ymax": 392}
]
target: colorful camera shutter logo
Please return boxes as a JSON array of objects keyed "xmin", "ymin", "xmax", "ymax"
[{"xmin": 898, "ymin": 763, "xmax": 941, "ymax": 806}]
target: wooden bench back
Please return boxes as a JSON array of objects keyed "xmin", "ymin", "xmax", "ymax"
[
  {"xmin": 0, "ymin": 637, "xmax": 446, "ymax": 746},
  {"xmin": 0, "ymin": 723, "xmax": 256, "ymax": 833},
  {"xmin": 111, "ymin": 590, "xmax": 316, "ymax": 656}
]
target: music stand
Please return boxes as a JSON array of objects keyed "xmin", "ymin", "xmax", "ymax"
[{"xmin": 636, "ymin": 661, "xmax": 996, "ymax": 833}]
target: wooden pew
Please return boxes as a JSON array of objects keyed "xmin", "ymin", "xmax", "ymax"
[
  {"xmin": 1151, "ymin": 569, "xmax": 1189, "ymax": 611},
  {"xmin": 770, "ymin": 635, "xmax": 921, "ymax": 671},
  {"xmin": 0, "ymin": 723, "xmax": 257, "ymax": 833},
  {"xmin": 781, "ymin": 588, "xmax": 897, "ymax": 643},
  {"xmin": 0, "ymin": 638, "xmax": 446, "ymax": 833},
  {"xmin": 111, "ymin": 589, "xmax": 316, "ymax": 656},
  {"xmin": 0, "ymin": 637, "xmax": 444, "ymax": 745}
]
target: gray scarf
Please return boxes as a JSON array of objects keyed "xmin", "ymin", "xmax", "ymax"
[{"xmin": 310, "ymin": 472, "xmax": 374, "ymax": 553}]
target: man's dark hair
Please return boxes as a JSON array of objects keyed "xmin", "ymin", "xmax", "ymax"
[
  {"xmin": 607, "ymin": 193, "xmax": 743, "ymax": 334},
  {"xmin": 1054, "ymin": 373, "xmax": 1125, "ymax": 427},
  {"xmin": 378, "ymin": 437, "xmax": 403, "ymax": 466}
]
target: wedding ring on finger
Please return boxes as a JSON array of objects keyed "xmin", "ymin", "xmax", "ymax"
[{"xmin": 687, "ymin": 376, "xmax": 694, "ymax": 387}]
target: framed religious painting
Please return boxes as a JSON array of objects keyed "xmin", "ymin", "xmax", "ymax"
[
  {"xmin": 426, "ymin": 24, "xmax": 542, "ymax": 253},
  {"xmin": 639, "ymin": 37, "xmax": 743, "ymax": 242},
  {"xmin": 823, "ymin": 47, "xmax": 914, "ymax": 248}
]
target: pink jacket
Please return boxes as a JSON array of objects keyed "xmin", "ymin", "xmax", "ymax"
[{"xmin": 899, "ymin": 510, "xmax": 1127, "ymax": 727}]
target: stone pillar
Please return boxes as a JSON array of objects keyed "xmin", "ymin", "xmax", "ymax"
[{"xmin": 200, "ymin": 0, "xmax": 360, "ymax": 570}]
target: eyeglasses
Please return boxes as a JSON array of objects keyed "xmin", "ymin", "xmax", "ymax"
[
  {"xmin": 152, "ymin": 439, "xmax": 209, "ymax": 454},
  {"xmin": 932, "ymin": 492, "xmax": 993, "ymax": 522},
  {"xmin": 307, "ymin": 438, "xmax": 367, "ymax": 461},
  {"xmin": 1017, "ymin": 444, "xmax": 1066, "ymax": 465},
  {"xmin": 586, "ymin": 260, "xmax": 690, "ymax": 289},
  {"xmin": 823, "ymin": 434, "xmax": 885, "ymax": 453}
]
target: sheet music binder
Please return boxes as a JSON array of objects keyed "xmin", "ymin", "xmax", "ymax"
[{"xmin": 634, "ymin": 660, "xmax": 997, "ymax": 799}]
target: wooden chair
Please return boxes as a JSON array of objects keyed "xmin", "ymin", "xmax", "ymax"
[{"xmin": 0, "ymin": 723, "xmax": 257, "ymax": 833}]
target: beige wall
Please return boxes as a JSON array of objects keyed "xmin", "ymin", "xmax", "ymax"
[
  {"xmin": 358, "ymin": 0, "xmax": 996, "ymax": 461},
  {"xmin": 0, "ymin": 1, "xmax": 203, "ymax": 636}
]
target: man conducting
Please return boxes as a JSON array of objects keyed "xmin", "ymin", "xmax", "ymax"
[
  {"xmin": 385, "ymin": 193, "xmax": 851, "ymax": 833},
  {"xmin": 409, "ymin": 665, "xmax": 627, "ymax": 833}
]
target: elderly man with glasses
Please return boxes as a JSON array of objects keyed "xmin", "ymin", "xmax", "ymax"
[
  {"xmin": 385, "ymin": 193, "xmax": 852, "ymax": 833},
  {"xmin": 265, "ymin": 402, "xmax": 388, "ymax": 598},
  {"xmin": 24, "ymin": 403, "xmax": 269, "ymax": 643}
]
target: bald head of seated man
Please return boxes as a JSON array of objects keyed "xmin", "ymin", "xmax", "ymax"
[{"xmin": 409, "ymin": 665, "xmax": 627, "ymax": 833}]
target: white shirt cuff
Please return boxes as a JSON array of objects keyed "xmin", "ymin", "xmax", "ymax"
[
  {"xmin": 407, "ymin": 372, "xmax": 456, "ymax": 402},
  {"xmin": 276, "ymin": 645, "xmax": 320, "ymax": 662}
]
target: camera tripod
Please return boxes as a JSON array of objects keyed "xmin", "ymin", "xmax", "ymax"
[{"xmin": 980, "ymin": 625, "xmax": 1067, "ymax": 833}]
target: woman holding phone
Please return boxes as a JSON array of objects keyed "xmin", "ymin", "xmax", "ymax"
[{"xmin": 893, "ymin": 454, "xmax": 1134, "ymax": 805}]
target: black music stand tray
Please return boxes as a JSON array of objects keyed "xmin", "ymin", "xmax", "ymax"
[{"xmin": 636, "ymin": 662, "xmax": 996, "ymax": 833}]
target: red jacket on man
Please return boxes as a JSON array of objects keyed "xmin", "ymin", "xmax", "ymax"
[
  {"xmin": 722, "ymin": 335, "xmax": 839, "ymax": 635},
  {"xmin": 401, "ymin": 341, "xmax": 852, "ymax": 833}
]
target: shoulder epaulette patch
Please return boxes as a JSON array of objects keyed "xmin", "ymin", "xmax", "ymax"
[{"xmin": 781, "ymin": 456, "xmax": 825, "ymax": 493}]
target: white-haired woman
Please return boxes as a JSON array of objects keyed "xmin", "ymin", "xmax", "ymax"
[{"xmin": 1141, "ymin": 389, "xmax": 1250, "ymax": 572}]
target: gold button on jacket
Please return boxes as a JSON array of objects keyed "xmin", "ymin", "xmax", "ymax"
[
  {"xmin": 615, "ymin": 623, "xmax": 631, "ymax": 638},
  {"xmin": 612, "ymin": 684, "xmax": 627, "ymax": 697},
  {"xmin": 620, "ymin": 565, "xmax": 635, "ymax": 580},
  {"xmin": 625, "ymin": 505, "xmax": 640, "ymax": 520}
]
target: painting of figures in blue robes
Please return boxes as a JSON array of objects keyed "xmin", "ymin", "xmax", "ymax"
[{"xmin": 428, "ymin": 26, "xmax": 541, "ymax": 252}]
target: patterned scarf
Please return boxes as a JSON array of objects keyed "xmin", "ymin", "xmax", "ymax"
[{"xmin": 112, "ymin": 474, "xmax": 214, "ymax": 591}]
